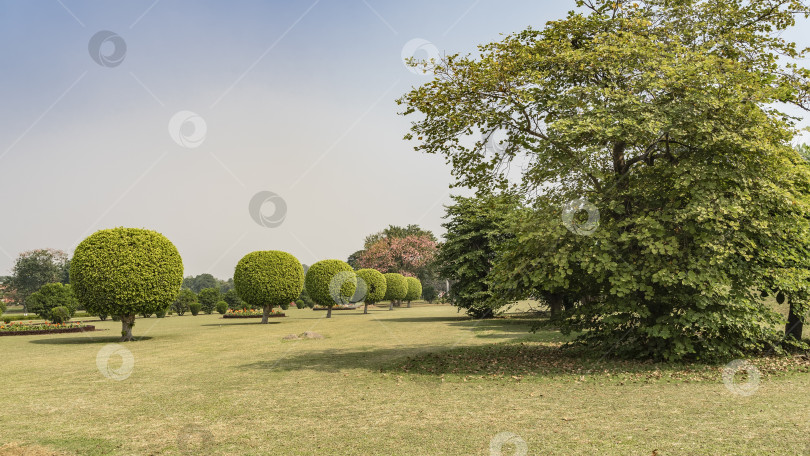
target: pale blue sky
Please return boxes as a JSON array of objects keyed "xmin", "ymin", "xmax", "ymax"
[{"xmin": 0, "ymin": 0, "xmax": 808, "ymax": 279}]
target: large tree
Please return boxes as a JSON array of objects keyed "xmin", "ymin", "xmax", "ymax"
[
  {"xmin": 4, "ymin": 249, "xmax": 69, "ymax": 313},
  {"xmin": 400, "ymin": 0, "xmax": 810, "ymax": 360}
]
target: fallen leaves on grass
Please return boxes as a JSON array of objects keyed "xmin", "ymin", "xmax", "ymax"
[{"xmin": 385, "ymin": 342, "xmax": 810, "ymax": 384}]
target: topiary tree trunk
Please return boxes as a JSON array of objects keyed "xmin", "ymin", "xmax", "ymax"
[
  {"xmin": 363, "ymin": 302, "xmax": 369, "ymax": 314},
  {"xmin": 407, "ymin": 300, "xmax": 411, "ymax": 308},
  {"xmin": 326, "ymin": 306, "xmax": 332, "ymax": 318},
  {"xmin": 261, "ymin": 305, "xmax": 271, "ymax": 324},
  {"xmin": 120, "ymin": 314, "xmax": 136, "ymax": 342}
]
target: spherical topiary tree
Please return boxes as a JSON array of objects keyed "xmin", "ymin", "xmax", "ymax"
[
  {"xmin": 233, "ymin": 250, "xmax": 304, "ymax": 324},
  {"xmin": 70, "ymin": 228, "xmax": 184, "ymax": 341},
  {"xmin": 355, "ymin": 269, "xmax": 387, "ymax": 314},
  {"xmin": 404, "ymin": 277, "xmax": 422, "ymax": 308},
  {"xmin": 383, "ymin": 273, "xmax": 408, "ymax": 311},
  {"xmin": 305, "ymin": 259, "xmax": 356, "ymax": 318}
]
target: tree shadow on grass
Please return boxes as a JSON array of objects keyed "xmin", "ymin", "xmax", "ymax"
[
  {"xmin": 376, "ymin": 316, "xmax": 473, "ymax": 323},
  {"xmin": 29, "ymin": 335, "xmax": 154, "ymax": 345},
  {"xmin": 238, "ymin": 340, "xmax": 751, "ymax": 382},
  {"xmin": 200, "ymin": 321, "xmax": 282, "ymax": 327}
]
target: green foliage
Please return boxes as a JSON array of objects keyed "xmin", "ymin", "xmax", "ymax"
[
  {"xmin": 295, "ymin": 299, "xmax": 306, "ymax": 309},
  {"xmin": 188, "ymin": 302, "xmax": 201, "ymax": 316},
  {"xmin": 5, "ymin": 249, "xmax": 69, "ymax": 308},
  {"xmin": 234, "ymin": 251, "xmax": 305, "ymax": 311},
  {"xmin": 215, "ymin": 301, "xmax": 228, "ymax": 315},
  {"xmin": 198, "ymin": 288, "xmax": 221, "ymax": 314},
  {"xmin": 401, "ymin": 0, "xmax": 810, "ymax": 359},
  {"xmin": 305, "ymin": 260, "xmax": 356, "ymax": 308},
  {"xmin": 70, "ymin": 227, "xmax": 183, "ymax": 320},
  {"xmin": 298, "ymin": 287, "xmax": 315, "ymax": 309},
  {"xmin": 0, "ymin": 300, "xmax": 5, "ymax": 317},
  {"xmin": 182, "ymin": 273, "xmax": 217, "ymax": 293},
  {"xmin": 49, "ymin": 306, "xmax": 71, "ymax": 324},
  {"xmin": 355, "ymin": 269, "xmax": 386, "ymax": 303},
  {"xmin": 27, "ymin": 283, "xmax": 79, "ymax": 321},
  {"xmin": 405, "ymin": 277, "xmax": 422, "ymax": 302},
  {"xmin": 222, "ymin": 289, "xmax": 244, "ymax": 310},
  {"xmin": 141, "ymin": 311, "xmax": 152, "ymax": 318},
  {"xmin": 437, "ymin": 194, "xmax": 517, "ymax": 318},
  {"xmin": 383, "ymin": 273, "xmax": 408, "ymax": 301},
  {"xmin": 155, "ymin": 307, "xmax": 168, "ymax": 318},
  {"xmin": 172, "ymin": 289, "xmax": 197, "ymax": 316},
  {"xmin": 422, "ymin": 285, "xmax": 438, "ymax": 303}
]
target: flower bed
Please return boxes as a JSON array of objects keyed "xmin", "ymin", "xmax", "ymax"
[
  {"xmin": 222, "ymin": 309, "xmax": 286, "ymax": 319},
  {"xmin": 0, "ymin": 322, "xmax": 96, "ymax": 336}
]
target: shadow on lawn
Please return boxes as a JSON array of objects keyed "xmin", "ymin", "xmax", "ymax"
[
  {"xmin": 200, "ymin": 321, "xmax": 281, "ymax": 327},
  {"xmin": 29, "ymin": 335, "xmax": 154, "ymax": 345},
  {"xmin": 237, "ymin": 341, "xmax": 726, "ymax": 381}
]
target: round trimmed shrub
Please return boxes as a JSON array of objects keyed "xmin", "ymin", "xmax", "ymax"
[
  {"xmin": 295, "ymin": 299, "xmax": 306, "ymax": 309},
  {"xmin": 234, "ymin": 250, "xmax": 305, "ymax": 324},
  {"xmin": 405, "ymin": 277, "xmax": 422, "ymax": 307},
  {"xmin": 188, "ymin": 302, "xmax": 202, "ymax": 316},
  {"xmin": 50, "ymin": 306, "xmax": 71, "ymax": 324},
  {"xmin": 305, "ymin": 260, "xmax": 356, "ymax": 318},
  {"xmin": 383, "ymin": 273, "xmax": 408, "ymax": 311},
  {"xmin": 27, "ymin": 283, "xmax": 79, "ymax": 321},
  {"xmin": 155, "ymin": 307, "xmax": 168, "ymax": 318},
  {"xmin": 70, "ymin": 227, "xmax": 184, "ymax": 341},
  {"xmin": 355, "ymin": 269, "xmax": 386, "ymax": 314},
  {"xmin": 215, "ymin": 300, "xmax": 228, "ymax": 315}
]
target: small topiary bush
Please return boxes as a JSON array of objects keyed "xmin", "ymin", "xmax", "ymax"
[
  {"xmin": 216, "ymin": 300, "xmax": 228, "ymax": 314},
  {"xmin": 295, "ymin": 299, "xmax": 306, "ymax": 309},
  {"xmin": 50, "ymin": 306, "xmax": 71, "ymax": 324},
  {"xmin": 383, "ymin": 273, "xmax": 408, "ymax": 311},
  {"xmin": 305, "ymin": 260, "xmax": 356, "ymax": 318},
  {"xmin": 422, "ymin": 285, "xmax": 438, "ymax": 303},
  {"xmin": 404, "ymin": 277, "xmax": 422, "ymax": 308},
  {"xmin": 355, "ymin": 269, "xmax": 387, "ymax": 314},
  {"xmin": 155, "ymin": 307, "xmax": 168, "ymax": 318},
  {"xmin": 234, "ymin": 250, "xmax": 305, "ymax": 324},
  {"xmin": 188, "ymin": 302, "xmax": 201, "ymax": 316}
]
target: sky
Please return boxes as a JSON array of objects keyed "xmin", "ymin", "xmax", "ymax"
[{"xmin": 1, "ymin": 0, "xmax": 809, "ymax": 280}]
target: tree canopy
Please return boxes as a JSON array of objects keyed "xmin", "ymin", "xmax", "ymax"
[{"xmin": 401, "ymin": 0, "xmax": 810, "ymax": 360}]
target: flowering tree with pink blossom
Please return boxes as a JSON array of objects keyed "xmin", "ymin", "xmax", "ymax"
[{"xmin": 357, "ymin": 234, "xmax": 437, "ymax": 278}]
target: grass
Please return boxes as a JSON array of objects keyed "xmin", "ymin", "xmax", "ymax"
[{"xmin": 1, "ymin": 303, "xmax": 809, "ymax": 455}]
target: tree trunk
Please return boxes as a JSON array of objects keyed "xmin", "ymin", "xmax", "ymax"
[
  {"xmin": 326, "ymin": 306, "xmax": 332, "ymax": 318},
  {"xmin": 261, "ymin": 305, "xmax": 270, "ymax": 324},
  {"xmin": 120, "ymin": 314, "xmax": 135, "ymax": 342},
  {"xmin": 363, "ymin": 302, "xmax": 369, "ymax": 314},
  {"xmin": 388, "ymin": 301, "xmax": 393, "ymax": 311},
  {"xmin": 548, "ymin": 294, "xmax": 563, "ymax": 318},
  {"xmin": 407, "ymin": 301, "xmax": 411, "ymax": 308},
  {"xmin": 785, "ymin": 300, "xmax": 804, "ymax": 341}
]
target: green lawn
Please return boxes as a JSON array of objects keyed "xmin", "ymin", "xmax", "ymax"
[{"xmin": 1, "ymin": 304, "xmax": 809, "ymax": 455}]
